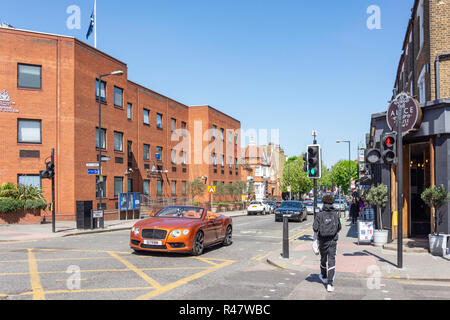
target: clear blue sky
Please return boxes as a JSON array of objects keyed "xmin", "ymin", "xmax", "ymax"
[{"xmin": 3, "ymin": 0, "xmax": 414, "ymax": 168}]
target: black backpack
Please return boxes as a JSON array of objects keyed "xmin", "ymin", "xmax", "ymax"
[{"xmin": 319, "ymin": 210, "xmax": 339, "ymax": 237}]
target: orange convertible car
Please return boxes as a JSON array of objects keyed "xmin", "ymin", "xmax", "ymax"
[{"xmin": 130, "ymin": 206, "xmax": 233, "ymax": 256}]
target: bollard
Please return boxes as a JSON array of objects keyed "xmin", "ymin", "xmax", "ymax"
[{"xmin": 282, "ymin": 214, "xmax": 289, "ymax": 259}]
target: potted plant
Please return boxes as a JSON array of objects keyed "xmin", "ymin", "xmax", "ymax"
[
  {"xmin": 421, "ymin": 185, "xmax": 450, "ymax": 256},
  {"xmin": 366, "ymin": 184, "xmax": 389, "ymax": 246}
]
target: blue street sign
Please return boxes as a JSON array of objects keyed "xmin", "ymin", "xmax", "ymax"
[{"xmin": 88, "ymin": 169, "xmax": 100, "ymax": 175}]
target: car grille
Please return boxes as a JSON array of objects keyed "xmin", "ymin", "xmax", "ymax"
[
  {"xmin": 140, "ymin": 244, "xmax": 167, "ymax": 250},
  {"xmin": 131, "ymin": 240, "xmax": 140, "ymax": 246},
  {"xmin": 141, "ymin": 229, "xmax": 167, "ymax": 240}
]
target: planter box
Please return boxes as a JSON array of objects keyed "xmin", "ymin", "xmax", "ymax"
[{"xmin": 0, "ymin": 209, "xmax": 44, "ymax": 224}]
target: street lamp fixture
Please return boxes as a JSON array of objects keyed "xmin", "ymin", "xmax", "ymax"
[{"xmin": 97, "ymin": 70, "xmax": 123, "ymax": 228}]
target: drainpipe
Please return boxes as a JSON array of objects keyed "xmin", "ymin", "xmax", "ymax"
[{"xmin": 435, "ymin": 53, "xmax": 450, "ymax": 100}]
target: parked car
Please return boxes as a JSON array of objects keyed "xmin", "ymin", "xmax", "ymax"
[
  {"xmin": 333, "ymin": 198, "xmax": 346, "ymax": 211},
  {"xmin": 316, "ymin": 198, "xmax": 324, "ymax": 212},
  {"xmin": 130, "ymin": 206, "xmax": 232, "ymax": 256},
  {"xmin": 274, "ymin": 201, "xmax": 307, "ymax": 222},
  {"xmin": 276, "ymin": 201, "xmax": 282, "ymax": 208},
  {"xmin": 263, "ymin": 201, "xmax": 277, "ymax": 214},
  {"xmin": 304, "ymin": 200, "xmax": 314, "ymax": 215},
  {"xmin": 247, "ymin": 201, "xmax": 268, "ymax": 215}
]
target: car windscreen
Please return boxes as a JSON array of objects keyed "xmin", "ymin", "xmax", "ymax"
[
  {"xmin": 250, "ymin": 202, "xmax": 261, "ymax": 205},
  {"xmin": 155, "ymin": 207, "xmax": 204, "ymax": 219},
  {"xmin": 279, "ymin": 202, "xmax": 302, "ymax": 209}
]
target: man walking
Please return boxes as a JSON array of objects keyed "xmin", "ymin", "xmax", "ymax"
[{"xmin": 313, "ymin": 194, "xmax": 342, "ymax": 292}]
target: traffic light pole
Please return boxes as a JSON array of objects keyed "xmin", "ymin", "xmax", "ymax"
[
  {"xmin": 51, "ymin": 148, "xmax": 56, "ymax": 233},
  {"xmin": 313, "ymin": 135, "xmax": 317, "ymax": 217},
  {"xmin": 396, "ymin": 104, "xmax": 404, "ymax": 269}
]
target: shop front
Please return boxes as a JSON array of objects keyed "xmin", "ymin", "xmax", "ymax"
[{"xmin": 369, "ymin": 100, "xmax": 450, "ymax": 240}]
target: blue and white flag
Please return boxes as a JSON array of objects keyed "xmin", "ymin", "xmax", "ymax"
[{"xmin": 86, "ymin": 10, "xmax": 95, "ymax": 40}]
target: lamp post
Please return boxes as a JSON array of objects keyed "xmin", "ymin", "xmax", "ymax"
[
  {"xmin": 97, "ymin": 70, "xmax": 123, "ymax": 228},
  {"xmin": 336, "ymin": 140, "xmax": 351, "ymax": 195}
]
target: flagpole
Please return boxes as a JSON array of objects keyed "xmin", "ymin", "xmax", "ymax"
[{"xmin": 94, "ymin": 0, "xmax": 97, "ymax": 48}]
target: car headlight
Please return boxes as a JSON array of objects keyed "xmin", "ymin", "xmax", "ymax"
[
  {"xmin": 132, "ymin": 227, "xmax": 140, "ymax": 236},
  {"xmin": 171, "ymin": 230, "xmax": 181, "ymax": 238},
  {"xmin": 182, "ymin": 229, "xmax": 189, "ymax": 236}
]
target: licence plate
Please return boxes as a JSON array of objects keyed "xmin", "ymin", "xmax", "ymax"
[
  {"xmin": 252, "ymin": 206, "xmax": 257, "ymax": 208},
  {"xmin": 144, "ymin": 240, "xmax": 162, "ymax": 245}
]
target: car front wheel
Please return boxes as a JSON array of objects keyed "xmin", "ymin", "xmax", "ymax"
[
  {"xmin": 222, "ymin": 226, "xmax": 233, "ymax": 246},
  {"xmin": 191, "ymin": 231, "xmax": 205, "ymax": 256}
]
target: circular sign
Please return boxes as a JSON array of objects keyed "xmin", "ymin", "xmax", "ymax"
[{"xmin": 387, "ymin": 93, "xmax": 422, "ymax": 136}]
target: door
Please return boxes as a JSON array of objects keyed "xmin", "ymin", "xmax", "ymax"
[{"xmin": 409, "ymin": 142, "xmax": 431, "ymax": 237}]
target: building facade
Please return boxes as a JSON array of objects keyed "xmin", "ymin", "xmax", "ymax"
[
  {"xmin": 367, "ymin": 0, "xmax": 450, "ymax": 238},
  {"xmin": 0, "ymin": 27, "xmax": 241, "ymax": 221}
]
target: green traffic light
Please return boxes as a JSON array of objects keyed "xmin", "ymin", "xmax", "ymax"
[{"xmin": 310, "ymin": 169, "xmax": 315, "ymax": 175}]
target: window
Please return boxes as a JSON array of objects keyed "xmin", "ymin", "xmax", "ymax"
[
  {"xmin": 213, "ymin": 153, "xmax": 217, "ymax": 166},
  {"xmin": 418, "ymin": 65, "xmax": 426, "ymax": 105},
  {"xmin": 127, "ymin": 141, "xmax": 133, "ymax": 158},
  {"xmin": 171, "ymin": 118, "xmax": 176, "ymax": 133},
  {"xmin": 221, "ymin": 155, "xmax": 224, "ymax": 167},
  {"xmin": 96, "ymin": 176, "xmax": 106, "ymax": 198},
  {"xmin": 114, "ymin": 177, "xmax": 123, "ymax": 197},
  {"xmin": 18, "ymin": 64, "xmax": 42, "ymax": 89},
  {"xmin": 182, "ymin": 181, "xmax": 187, "ymax": 196},
  {"xmin": 157, "ymin": 180, "xmax": 163, "ymax": 196},
  {"xmin": 228, "ymin": 131, "xmax": 232, "ymax": 144},
  {"xmin": 18, "ymin": 119, "xmax": 41, "ymax": 144},
  {"xmin": 171, "ymin": 181, "xmax": 177, "ymax": 196},
  {"xmin": 235, "ymin": 158, "xmax": 238, "ymax": 169},
  {"xmin": 220, "ymin": 128, "xmax": 224, "ymax": 141},
  {"xmin": 96, "ymin": 79, "xmax": 107, "ymax": 102},
  {"xmin": 181, "ymin": 121, "xmax": 187, "ymax": 136},
  {"xmin": 114, "ymin": 131, "xmax": 123, "ymax": 152},
  {"xmin": 182, "ymin": 151, "xmax": 187, "ymax": 165},
  {"xmin": 114, "ymin": 86, "xmax": 123, "ymax": 108},
  {"xmin": 418, "ymin": 0, "xmax": 424, "ymax": 49},
  {"xmin": 143, "ymin": 180, "xmax": 150, "ymax": 196},
  {"xmin": 212, "ymin": 125, "xmax": 217, "ymax": 138},
  {"xmin": 127, "ymin": 103, "xmax": 132, "ymax": 120},
  {"xmin": 229, "ymin": 156, "xmax": 232, "ymax": 168},
  {"xmin": 18, "ymin": 175, "xmax": 41, "ymax": 188},
  {"xmin": 143, "ymin": 144, "xmax": 150, "ymax": 161},
  {"xmin": 156, "ymin": 146, "xmax": 163, "ymax": 162},
  {"xmin": 143, "ymin": 109, "xmax": 150, "ymax": 125},
  {"xmin": 128, "ymin": 178, "xmax": 133, "ymax": 192},
  {"xmin": 96, "ymin": 127, "xmax": 106, "ymax": 149},
  {"xmin": 171, "ymin": 149, "xmax": 177, "ymax": 164},
  {"xmin": 157, "ymin": 113, "xmax": 163, "ymax": 129},
  {"xmin": 235, "ymin": 134, "xmax": 238, "ymax": 145}
]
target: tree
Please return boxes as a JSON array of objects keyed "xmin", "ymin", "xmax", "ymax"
[
  {"xmin": 421, "ymin": 185, "xmax": 449, "ymax": 236},
  {"xmin": 232, "ymin": 181, "xmax": 247, "ymax": 201},
  {"xmin": 281, "ymin": 156, "xmax": 313, "ymax": 196},
  {"xmin": 366, "ymin": 184, "xmax": 388, "ymax": 230},
  {"xmin": 188, "ymin": 179, "xmax": 206, "ymax": 202},
  {"xmin": 330, "ymin": 160, "xmax": 358, "ymax": 195},
  {"xmin": 318, "ymin": 163, "xmax": 332, "ymax": 190}
]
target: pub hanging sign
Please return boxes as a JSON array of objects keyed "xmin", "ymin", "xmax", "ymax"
[
  {"xmin": 0, "ymin": 90, "xmax": 19, "ymax": 113},
  {"xmin": 386, "ymin": 92, "xmax": 422, "ymax": 136}
]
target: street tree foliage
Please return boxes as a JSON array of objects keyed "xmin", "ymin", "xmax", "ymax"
[
  {"xmin": 188, "ymin": 179, "xmax": 206, "ymax": 202},
  {"xmin": 281, "ymin": 155, "xmax": 313, "ymax": 196},
  {"xmin": 330, "ymin": 160, "xmax": 358, "ymax": 195},
  {"xmin": 318, "ymin": 162, "xmax": 332, "ymax": 189},
  {"xmin": 421, "ymin": 185, "xmax": 450, "ymax": 236}
]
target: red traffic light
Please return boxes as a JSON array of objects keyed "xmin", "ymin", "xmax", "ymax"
[{"xmin": 383, "ymin": 135, "xmax": 396, "ymax": 149}]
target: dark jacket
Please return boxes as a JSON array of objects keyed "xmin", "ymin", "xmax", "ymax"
[
  {"xmin": 313, "ymin": 204, "xmax": 342, "ymax": 241},
  {"xmin": 350, "ymin": 202, "xmax": 360, "ymax": 218}
]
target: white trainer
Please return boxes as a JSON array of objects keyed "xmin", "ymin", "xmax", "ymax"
[{"xmin": 327, "ymin": 284, "xmax": 335, "ymax": 292}]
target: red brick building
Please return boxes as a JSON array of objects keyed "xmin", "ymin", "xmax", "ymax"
[{"xmin": 0, "ymin": 27, "xmax": 241, "ymax": 221}]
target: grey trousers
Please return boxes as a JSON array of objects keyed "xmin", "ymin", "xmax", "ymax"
[{"xmin": 319, "ymin": 240, "xmax": 337, "ymax": 285}]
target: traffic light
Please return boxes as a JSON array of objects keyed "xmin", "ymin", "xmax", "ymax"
[
  {"xmin": 307, "ymin": 145, "xmax": 321, "ymax": 179},
  {"xmin": 302, "ymin": 153, "xmax": 308, "ymax": 172},
  {"xmin": 382, "ymin": 133, "xmax": 397, "ymax": 165},
  {"xmin": 40, "ymin": 160, "xmax": 55, "ymax": 180},
  {"xmin": 365, "ymin": 148, "xmax": 381, "ymax": 165}
]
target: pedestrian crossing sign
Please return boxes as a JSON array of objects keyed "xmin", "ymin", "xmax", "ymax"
[{"xmin": 208, "ymin": 186, "xmax": 216, "ymax": 194}]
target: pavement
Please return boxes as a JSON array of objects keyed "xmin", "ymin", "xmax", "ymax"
[
  {"xmin": 266, "ymin": 213, "xmax": 450, "ymax": 282},
  {"xmin": 0, "ymin": 210, "xmax": 248, "ymax": 242}
]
